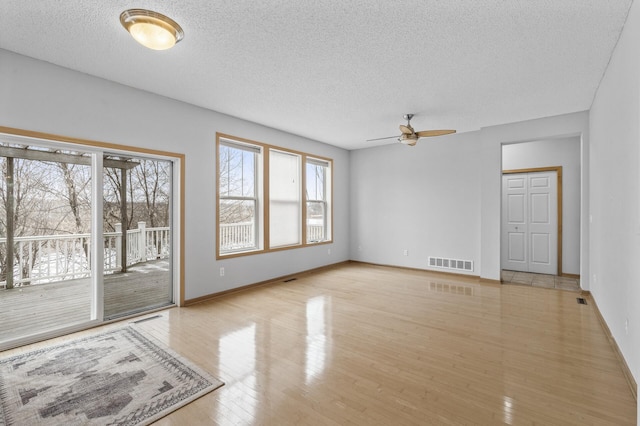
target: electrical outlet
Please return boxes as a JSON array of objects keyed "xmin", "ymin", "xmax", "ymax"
[
  {"xmin": 403, "ymin": 249, "xmax": 408, "ymax": 256},
  {"xmin": 220, "ymin": 267, "xmax": 225, "ymax": 277},
  {"xmin": 328, "ymin": 248, "xmax": 331, "ymax": 255},
  {"xmin": 358, "ymin": 245, "xmax": 362, "ymax": 251},
  {"xmin": 625, "ymin": 318, "xmax": 629, "ymax": 334}
]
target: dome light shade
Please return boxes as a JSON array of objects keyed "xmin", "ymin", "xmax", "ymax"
[
  {"xmin": 120, "ymin": 9, "xmax": 184, "ymax": 50},
  {"xmin": 399, "ymin": 133, "xmax": 419, "ymax": 146}
]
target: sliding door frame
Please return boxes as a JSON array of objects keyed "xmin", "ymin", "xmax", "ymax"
[{"xmin": 0, "ymin": 126, "xmax": 184, "ymax": 348}]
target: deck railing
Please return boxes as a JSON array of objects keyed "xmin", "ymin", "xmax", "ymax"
[
  {"xmin": 307, "ymin": 225, "xmax": 324, "ymax": 242},
  {"xmin": 220, "ymin": 222, "xmax": 326, "ymax": 251},
  {"xmin": 0, "ymin": 222, "xmax": 169, "ymax": 287},
  {"xmin": 3, "ymin": 221, "xmax": 323, "ymax": 286},
  {"xmin": 220, "ymin": 223, "xmax": 255, "ymax": 251}
]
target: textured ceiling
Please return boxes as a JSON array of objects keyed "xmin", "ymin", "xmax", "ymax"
[{"xmin": 0, "ymin": 1, "xmax": 633, "ymax": 150}]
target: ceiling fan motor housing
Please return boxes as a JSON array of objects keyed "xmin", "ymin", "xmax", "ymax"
[{"xmin": 399, "ymin": 133, "xmax": 418, "ymax": 146}]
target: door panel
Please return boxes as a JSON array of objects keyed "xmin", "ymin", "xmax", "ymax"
[
  {"xmin": 530, "ymin": 193, "xmax": 549, "ymax": 223},
  {"xmin": 102, "ymin": 156, "xmax": 173, "ymax": 320},
  {"xmin": 507, "ymin": 193, "xmax": 526, "ymax": 223},
  {"xmin": 527, "ymin": 172, "xmax": 557, "ymax": 274},
  {"xmin": 0, "ymin": 147, "xmax": 93, "ymax": 345},
  {"xmin": 531, "ymin": 233, "xmax": 551, "ymax": 264},
  {"xmin": 529, "ymin": 176, "xmax": 549, "ymax": 188},
  {"xmin": 507, "ymin": 176, "xmax": 526, "ymax": 189},
  {"xmin": 501, "ymin": 171, "xmax": 557, "ymax": 274},
  {"xmin": 508, "ymin": 233, "xmax": 526, "ymax": 262},
  {"xmin": 501, "ymin": 175, "xmax": 528, "ymax": 271}
]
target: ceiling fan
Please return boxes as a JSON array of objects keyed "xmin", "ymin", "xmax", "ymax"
[{"xmin": 367, "ymin": 114, "xmax": 456, "ymax": 146}]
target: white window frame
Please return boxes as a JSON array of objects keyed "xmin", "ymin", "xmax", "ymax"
[
  {"xmin": 306, "ymin": 157, "xmax": 331, "ymax": 243},
  {"xmin": 218, "ymin": 138, "xmax": 262, "ymax": 256}
]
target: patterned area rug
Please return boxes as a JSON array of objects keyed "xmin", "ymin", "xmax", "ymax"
[{"xmin": 0, "ymin": 326, "xmax": 223, "ymax": 425}]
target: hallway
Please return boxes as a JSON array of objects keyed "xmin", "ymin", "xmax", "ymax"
[{"xmin": 501, "ymin": 270, "xmax": 581, "ymax": 291}]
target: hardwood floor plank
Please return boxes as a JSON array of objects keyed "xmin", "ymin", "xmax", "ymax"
[{"xmin": 3, "ymin": 262, "xmax": 636, "ymax": 425}]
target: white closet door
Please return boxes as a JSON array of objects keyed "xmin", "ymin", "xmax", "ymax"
[
  {"xmin": 501, "ymin": 171, "xmax": 557, "ymax": 274},
  {"xmin": 527, "ymin": 172, "xmax": 557, "ymax": 274},
  {"xmin": 502, "ymin": 174, "xmax": 528, "ymax": 272}
]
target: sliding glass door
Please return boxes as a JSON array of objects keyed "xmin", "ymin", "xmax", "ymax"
[
  {"xmin": 0, "ymin": 134, "xmax": 177, "ymax": 348},
  {"xmin": 0, "ymin": 143, "xmax": 94, "ymax": 343},
  {"xmin": 102, "ymin": 154, "xmax": 173, "ymax": 319}
]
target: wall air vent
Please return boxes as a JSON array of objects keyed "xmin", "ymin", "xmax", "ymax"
[{"xmin": 428, "ymin": 257, "xmax": 473, "ymax": 272}]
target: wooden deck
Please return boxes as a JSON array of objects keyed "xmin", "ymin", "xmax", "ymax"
[{"xmin": 0, "ymin": 259, "xmax": 171, "ymax": 343}]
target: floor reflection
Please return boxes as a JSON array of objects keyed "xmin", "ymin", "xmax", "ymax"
[
  {"xmin": 218, "ymin": 323, "xmax": 257, "ymax": 425},
  {"xmin": 305, "ymin": 295, "xmax": 331, "ymax": 385},
  {"xmin": 502, "ymin": 395, "xmax": 516, "ymax": 425}
]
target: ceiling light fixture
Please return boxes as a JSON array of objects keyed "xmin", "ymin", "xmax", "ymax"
[
  {"xmin": 120, "ymin": 9, "xmax": 184, "ymax": 50},
  {"xmin": 398, "ymin": 133, "xmax": 418, "ymax": 146}
]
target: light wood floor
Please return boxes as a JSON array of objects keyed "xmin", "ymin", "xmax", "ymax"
[{"xmin": 3, "ymin": 262, "xmax": 636, "ymax": 425}]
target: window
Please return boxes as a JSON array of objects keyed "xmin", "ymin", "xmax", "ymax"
[
  {"xmin": 216, "ymin": 133, "xmax": 332, "ymax": 258},
  {"xmin": 306, "ymin": 157, "xmax": 331, "ymax": 243},
  {"xmin": 218, "ymin": 139, "xmax": 261, "ymax": 254},
  {"xmin": 269, "ymin": 149, "xmax": 301, "ymax": 248}
]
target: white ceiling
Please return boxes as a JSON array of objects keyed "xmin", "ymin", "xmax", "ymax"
[{"xmin": 0, "ymin": 1, "xmax": 633, "ymax": 150}]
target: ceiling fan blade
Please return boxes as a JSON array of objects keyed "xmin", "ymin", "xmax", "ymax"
[
  {"xmin": 366, "ymin": 135, "xmax": 399, "ymax": 142},
  {"xmin": 415, "ymin": 129, "xmax": 457, "ymax": 138},
  {"xmin": 399, "ymin": 125, "xmax": 413, "ymax": 135}
]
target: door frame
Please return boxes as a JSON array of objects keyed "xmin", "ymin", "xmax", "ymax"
[
  {"xmin": 502, "ymin": 166, "xmax": 563, "ymax": 276},
  {"xmin": 0, "ymin": 126, "xmax": 185, "ymax": 350}
]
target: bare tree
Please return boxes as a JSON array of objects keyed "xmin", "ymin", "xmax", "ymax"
[
  {"xmin": 56, "ymin": 163, "xmax": 91, "ymax": 233},
  {"xmin": 103, "ymin": 167, "xmax": 134, "ymax": 231},
  {"xmin": 219, "ymin": 145, "xmax": 255, "ymax": 224},
  {"xmin": 103, "ymin": 159, "xmax": 170, "ymax": 231},
  {"xmin": 0, "ymin": 158, "xmax": 74, "ymax": 283},
  {"xmin": 132, "ymin": 160, "xmax": 170, "ymax": 228}
]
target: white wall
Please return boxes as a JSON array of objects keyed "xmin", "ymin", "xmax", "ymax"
[
  {"xmin": 502, "ymin": 137, "xmax": 581, "ymax": 275},
  {"xmin": 589, "ymin": 0, "xmax": 640, "ymax": 412},
  {"xmin": 479, "ymin": 112, "xmax": 590, "ymax": 284},
  {"xmin": 0, "ymin": 49, "xmax": 350, "ymax": 301},
  {"xmin": 350, "ymin": 112, "xmax": 589, "ymax": 283},
  {"xmin": 350, "ymin": 131, "xmax": 481, "ymax": 273}
]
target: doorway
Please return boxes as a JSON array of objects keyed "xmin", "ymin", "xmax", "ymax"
[
  {"xmin": 501, "ymin": 168, "xmax": 560, "ymax": 275},
  {"xmin": 500, "ymin": 137, "xmax": 581, "ymax": 289}
]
